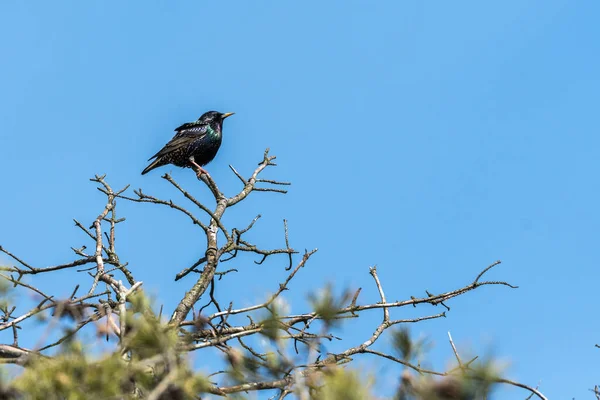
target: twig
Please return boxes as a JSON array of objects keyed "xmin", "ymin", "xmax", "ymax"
[
  {"xmin": 447, "ymin": 331, "xmax": 463, "ymax": 370},
  {"xmin": 474, "ymin": 260, "xmax": 502, "ymax": 284},
  {"xmin": 175, "ymin": 255, "xmax": 207, "ymax": 282},
  {"xmin": 0, "ymin": 247, "xmax": 34, "ymax": 271},
  {"xmin": 208, "ymin": 249, "xmax": 316, "ymax": 321},
  {"xmin": 146, "ymin": 369, "xmax": 179, "ymax": 400},
  {"xmin": 369, "ymin": 266, "xmax": 389, "ymax": 322}
]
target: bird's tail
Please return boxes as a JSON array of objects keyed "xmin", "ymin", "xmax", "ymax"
[{"xmin": 141, "ymin": 158, "xmax": 163, "ymax": 175}]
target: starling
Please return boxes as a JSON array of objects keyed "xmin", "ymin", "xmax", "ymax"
[{"xmin": 141, "ymin": 111, "xmax": 234, "ymax": 177}]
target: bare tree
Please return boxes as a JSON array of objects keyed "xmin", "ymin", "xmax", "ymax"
[{"xmin": 0, "ymin": 149, "xmax": 547, "ymax": 399}]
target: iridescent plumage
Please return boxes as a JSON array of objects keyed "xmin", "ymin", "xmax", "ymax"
[{"xmin": 142, "ymin": 111, "xmax": 234, "ymax": 177}]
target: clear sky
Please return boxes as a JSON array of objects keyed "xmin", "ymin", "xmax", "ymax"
[{"xmin": 1, "ymin": 1, "xmax": 599, "ymax": 398}]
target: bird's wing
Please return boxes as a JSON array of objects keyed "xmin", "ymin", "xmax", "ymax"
[
  {"xmin": 173, "ymin": 123, "xmax": 208, "ymax": 138},
  {"xmin": 174, "ymin": 122, "xmax": 196, "ymax": 132},
  {"xmin": 174, "ymin": 120, "xmax": 207, "ymax": 132},
  {"xmin": 148, "ymin": 125, "xmax": 208, "ymax": 160}
]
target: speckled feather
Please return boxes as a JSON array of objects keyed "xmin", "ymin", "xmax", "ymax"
[{"xmin": 142, "ymin": 111, "xmax": 231, "ymax": 175}]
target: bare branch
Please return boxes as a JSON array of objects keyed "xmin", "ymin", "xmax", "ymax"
[
  {"xmin": 369, "ymin": 266, "xmax": 389, "ymax": 322},
  {"xmin": 162, "ymin": 173, "xmax": 231, "ymax": 240},
  {"xmin": 362, "ymin": 348, "xmax": 444, "ymax": 376},
  {"xmin": 175, "ymin": 255, "xmax": 207, "ymax": 282},
  {"xmin": 229, "ymin": 165, "xmax": 247, "ymax": 184},
  {"xmin": 493, "ymin": 377, "xmax": 548, "ymax": 400},
  {"xmin": 474, "ymin": 260, "xmax": 502, "ymax": 284},
  {"xmin": 0, "ymin": 246, "xmax": 34, "ymax": 271},
  {"xmin": 0, "ymin": 151, "xmax": 544, "ymax": 400},
  {"xmin": 208, "ymin": 249, "xmax": 317, "ymax": 321},
  {"xmin": 447, "ymin": 331, "xmax": 463, "ymax": 370},
  {"xmin": 118, "ymin": 190, "xmax": 208, "ymax": 232},
  {"xmin": 227, "ymin": 148, "xmax": 285, "ymax": 207}
]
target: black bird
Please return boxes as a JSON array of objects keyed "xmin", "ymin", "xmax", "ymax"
[{"xmin": 142, "ymin": 111, "xmax": 234, "ymax": 177}]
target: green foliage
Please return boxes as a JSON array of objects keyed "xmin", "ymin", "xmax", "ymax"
[
  {"xmin": 15, "ymin": 348, "xmax": 132, "ymax": 400},
  {"xmin": 392, "ymin": 327, "xmax": 430, "ymax": 363},
  {"xmin": 0, "ymin": 279, "xmax": 13, "ymax": 315},
  {"xmin": 124, "ymin": 301, "xmax": 178, "ymax": 360},
  {"xmin": 260, "ymin": 311, "xmax": 281, "ymax": 342},
  {"xmin": 14, "ymin": 347, "xmax": 210, "ymax": 400},
  {"xmin": 309, "ymin": 367, "xmax": 374, "ymax": 400},
  {"xmin": 6, "ymin": 294, "xmax": 210, "ymax": 400},
  {"xmin": 0, "ymin": 287, "xmax": 520, "ymax": 399},
  {"xmin": 397, "ymin": 356, "xmax": 504, "ymax": 400},
  {"xmin": 308, "ymin": 285, "xmax": 351, "ymax": 329}
]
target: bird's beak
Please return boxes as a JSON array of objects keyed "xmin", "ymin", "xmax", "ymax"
[{"xmin": 222, "ymin": 112, "xmax": 235, "ymax": 119}]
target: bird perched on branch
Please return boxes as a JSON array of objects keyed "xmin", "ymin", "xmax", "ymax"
[{"xmin": 141, "ymin": 111, "xmax": 235, "ymax": 178}]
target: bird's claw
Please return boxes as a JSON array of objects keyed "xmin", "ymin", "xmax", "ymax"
[
  {"xmin": 195, "ymin": 168, "xmax": 210, "ymax": 179},
  {"xmin": 190, "ymin": 160, "xmax": 210, "ymax": 179}
]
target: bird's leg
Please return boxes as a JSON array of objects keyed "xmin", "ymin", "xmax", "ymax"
[{"xmin": 189, "ymin": 158, "xmax": 210, "ymax": 178}]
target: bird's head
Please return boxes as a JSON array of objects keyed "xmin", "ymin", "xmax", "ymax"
[{"xmin": 197, "ymin": 111, "xmax": 235, "ymax": 125}]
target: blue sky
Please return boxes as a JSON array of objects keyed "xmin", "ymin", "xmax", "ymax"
[{"xmin": 1, "ymin": 1, "xmax": 599, "ymax": 398}]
